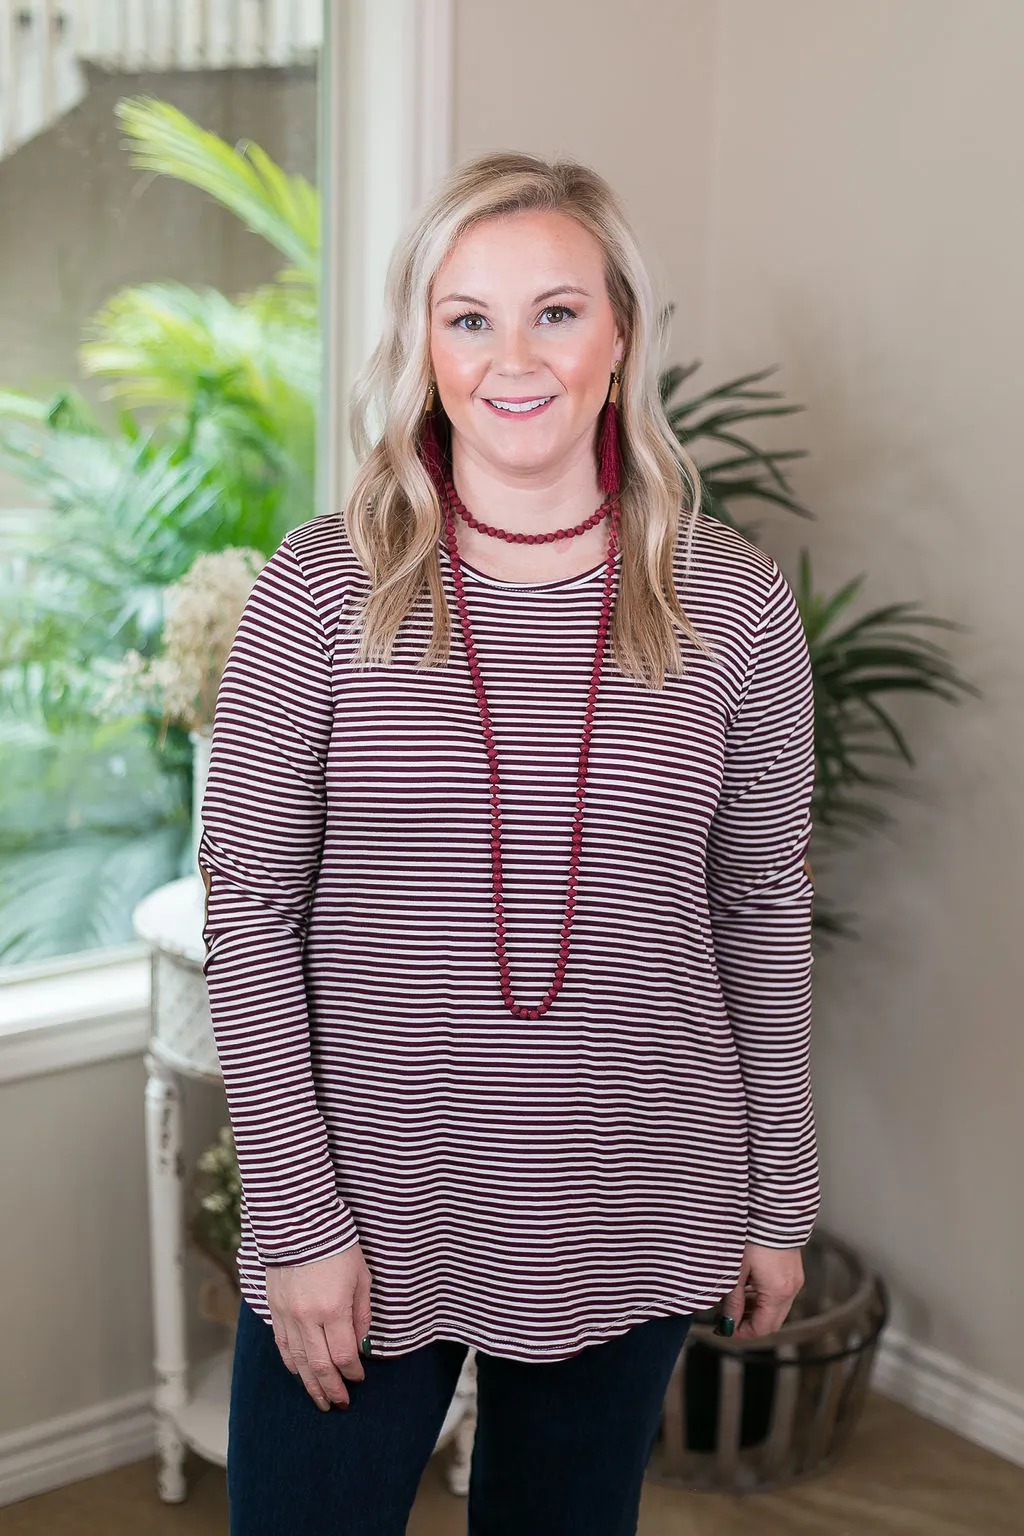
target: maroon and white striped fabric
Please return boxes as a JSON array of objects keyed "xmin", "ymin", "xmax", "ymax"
[{"xmin": 198, "ymin": 508, "xmax": 819, "ymax": 1361}]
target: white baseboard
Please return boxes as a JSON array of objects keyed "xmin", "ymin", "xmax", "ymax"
[
  {"xmin": 0, "ymin": 1387, "xmax": 154, "ymax": 1509},
  {"xmin": 872, "ymin": 1328, "xmax": 1024, "ymax": 1470}
]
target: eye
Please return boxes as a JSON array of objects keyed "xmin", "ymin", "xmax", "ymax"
[
  {"xmin": 449, "ymin": 311, "xmax": 488, "ymax": 331},
  {"xmin": 539, "ymin": 305, "xmax": 577, "ymax": 324}
]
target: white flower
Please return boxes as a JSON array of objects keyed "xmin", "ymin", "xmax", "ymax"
[{"xmin": 100, "ymin": 548, "xmax": 266, "ymax": 733}]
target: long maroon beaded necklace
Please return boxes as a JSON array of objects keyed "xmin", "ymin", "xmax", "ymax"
[
  {"xmin": 419, "ymin": 376, "xmax": 624, "ymax": 1020},
  {"xmin": 437, "ymin": 464, "xmax": 620, "ymax": 1021}
]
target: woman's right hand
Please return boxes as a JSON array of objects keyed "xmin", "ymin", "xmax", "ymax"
[{"xmin": 265, "ymin": 1243, "xmax": 373, "ymax": 1411}]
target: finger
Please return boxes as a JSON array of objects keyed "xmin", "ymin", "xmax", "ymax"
[
  {"xmin": 718, "ymin": 1279, "xmax": 746, "ymax": 1325},
  {"xmin": 737, "ymin": 1293, "xmax": 791, "ymax": 1339},
  {"xmin": 272, "ymin": 1317, "xmax": 298, "ymax": 1375},
  {"xmin": 323, "ymin": 1310, "xmax": 366, "ymax": 1386},
  {"xmin": 301, "ymin": 1316, "xmax": 356, "ymax": 1404},
  {"xmin": 286, "ymin": 1317, "xmax": 336, "ymax": 1411},
  {"xmin": 351, "ymin": 1269, "xmax": 373, "ymax": 1352}
]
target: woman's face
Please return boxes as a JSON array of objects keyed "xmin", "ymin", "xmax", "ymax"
[{"xmin": 428, "ymin": 210, "xmax": 624, "ymax": 482}]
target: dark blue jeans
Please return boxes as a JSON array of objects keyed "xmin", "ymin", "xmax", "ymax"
[{"xmin": 227, "ymin": 1294, "xmax": 691, "ymax": 1535}]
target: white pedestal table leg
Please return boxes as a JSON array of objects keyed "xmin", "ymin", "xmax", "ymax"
[{"xmin": 144, "ymin": 1048, "xmax": 190, "ymax": 1502}]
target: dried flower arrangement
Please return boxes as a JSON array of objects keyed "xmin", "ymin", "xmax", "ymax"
[
  {"xmin": 187, "ymin": 1124, "xmax": 243, "ymax": 1299},
  {"xmin": 99, "ymin": 547, "xmax": 265, "ymax": 745}
]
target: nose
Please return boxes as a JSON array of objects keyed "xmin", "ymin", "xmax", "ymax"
[{"xmin": 493, "ymin": 324, "xmax": 536, "ymax": 377}]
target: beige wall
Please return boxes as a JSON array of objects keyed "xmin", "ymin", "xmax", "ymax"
[
  {"xmin": 458, "ymin": 0, "xmax": 1024, "ymax": 1393},
  {"xmin": 455, "ymin": 0, "xmax": 720, "ymax": 359},
  {"xmin": 0, "ymin": 1059, "xmax": 228, "ymax": 1437}
]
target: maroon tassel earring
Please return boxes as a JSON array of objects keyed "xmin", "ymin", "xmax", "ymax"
[
  {"xmin": 598, "ymin": 362, "xmax": 622, "ymax": 497},
  {"xmin": 419, "ymin": 379, "xmax": 448, "ymax": 499}
]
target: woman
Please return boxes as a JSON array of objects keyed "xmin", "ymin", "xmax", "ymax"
[{"xmin": 199, "ymin": 151, "xmax": 819, "ymax": 1534}]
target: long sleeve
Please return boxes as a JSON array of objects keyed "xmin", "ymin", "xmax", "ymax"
[
  {"xmin": 705, "ymin": 561, "xmax": 820, "ymax": 1248},
  {"xmin": 198, "ymin": 534, "xmax": 360, "ymax": 1268}
]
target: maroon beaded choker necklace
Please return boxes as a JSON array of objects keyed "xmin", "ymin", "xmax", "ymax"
[
  {"xmin": 419, "ymin": 382, "xmax": 623, "ymax": 1020},
  {"xmin": 446, "ymin": 484, "xmax": 615, "ymax": 545}
]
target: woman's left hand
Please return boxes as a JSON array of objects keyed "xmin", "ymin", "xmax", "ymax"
[{"xmin": 719, "ymin": 1242, "xmax": 805, "ymax": 1339}]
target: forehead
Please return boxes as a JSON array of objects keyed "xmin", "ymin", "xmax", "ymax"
[{"xmin": 433, "ymin": 209, "xmax": 607, "ymax": 291}]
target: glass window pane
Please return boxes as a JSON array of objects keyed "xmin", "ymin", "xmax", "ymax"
[{"xmin": 0, "ymin": 1, "xmax": 326, "ymax": 968}]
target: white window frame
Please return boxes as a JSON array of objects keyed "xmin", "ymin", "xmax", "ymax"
[{"xmin": 0, "ymin": 0, "xmax": 453, "ymax": 1085}]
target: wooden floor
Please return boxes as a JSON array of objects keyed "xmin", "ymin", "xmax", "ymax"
[{"xmin": 1, "ymin": 1392, "xmax": 1022, "ymax": 1534}]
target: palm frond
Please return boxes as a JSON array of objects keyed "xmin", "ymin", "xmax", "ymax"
[
  {"xmin": 115, "ymin": 96, "xmax": 319, "ymax": 279},
  {"xmin": 660, "ymin": 360, "xmax": 813, "ymax": 521},
  {"xmin": 80, "ymin": 282, "xmax": 319, "ymax": 412},
  {"xmin": 0, "ymin": 420, "xmax": 226, "ymax": 654},
  {"xmin": 797, "ymin": 549, "xmax": 977, "ymax": 839}
]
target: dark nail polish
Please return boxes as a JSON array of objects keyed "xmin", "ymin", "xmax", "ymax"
[
  {"xmin": 360, "ymin": 1334, "xmax": 373, "ymax": 1357},
  {"xmin": 715, "ymin": 1315, "xmax": 735, "ymax": 1338}
]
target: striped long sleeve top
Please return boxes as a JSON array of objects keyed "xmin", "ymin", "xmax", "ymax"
[{"xmin": 198, "ymin": 507, "xmax": 819, "ymax": 1361}]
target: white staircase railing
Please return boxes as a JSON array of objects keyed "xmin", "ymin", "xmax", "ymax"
[{"xmin": 0, "ymin": 0, "xmax": 323, "ymax": 164}]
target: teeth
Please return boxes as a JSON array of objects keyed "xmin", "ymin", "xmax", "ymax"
[{"xmin": 488, "ymin": 398, "xmax": 552, "ymax": 413}]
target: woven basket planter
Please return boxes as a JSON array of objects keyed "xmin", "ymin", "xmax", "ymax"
[{"xmin": 648, "ymin": 1227, "xmax": 889, "ymax": 1494}]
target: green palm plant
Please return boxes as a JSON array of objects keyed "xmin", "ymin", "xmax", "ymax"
[
  {"xmin": 661, "ymin": 354, "xmax": 813, "ymax": 527},
  {"xmin": 796, "ymin": 554, "xmax": 975, "ymax": 834},
  {"xmin": 115, "ymin": 96, "xmax": 319, "ymax": 281},
  {"xmin": 0, "ymin": 99, "xmax": 322, "ymax": 961}
]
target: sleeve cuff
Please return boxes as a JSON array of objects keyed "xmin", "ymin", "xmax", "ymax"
[
  {"xmin": 746, "ymin": 1207, "xmax": 819, "ymax": 1250},
  {"xmin": 255, "ymin": 1206, "xmax": 361, "ymax": 1269}
]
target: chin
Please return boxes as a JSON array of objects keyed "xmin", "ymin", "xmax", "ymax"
[
  {"xmin": 483, "ymin": 433, "xmax": 563, "ymax": 469},
  {"xmin": 495, "ymin": 449, "xmax": 561, "ymax": 477}
]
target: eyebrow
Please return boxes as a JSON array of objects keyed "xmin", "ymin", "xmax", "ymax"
[{"xmin": 434, "ymin": 285, "xmax": 591, "ymax": 307}]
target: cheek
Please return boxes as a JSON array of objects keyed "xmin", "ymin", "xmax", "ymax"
[
  {"xmin": 557, "ymin": 337, "xmax": 612, "ymax": 406},
  {"xmin": 430, "ymin": 329, "xmax": 477, "ymax": 396}
]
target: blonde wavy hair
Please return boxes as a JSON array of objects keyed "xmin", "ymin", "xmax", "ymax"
[{"xmin": 343, "ymin": 150, "xmax": 710, "ymax": 689}]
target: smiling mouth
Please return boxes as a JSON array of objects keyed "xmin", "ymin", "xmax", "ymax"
[{"xmin": 484, "ymin": 397, "xmax": 554, "ymax": 414}]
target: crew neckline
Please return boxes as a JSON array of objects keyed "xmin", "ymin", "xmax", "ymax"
[{"xmin": 437, "ymin": 540, "xmax": 620, "ymax": 592}]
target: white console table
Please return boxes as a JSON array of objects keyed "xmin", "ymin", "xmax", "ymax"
[{"xmin": 133, "ymin": 873, "xmax": 477, "ymax": 1503}]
